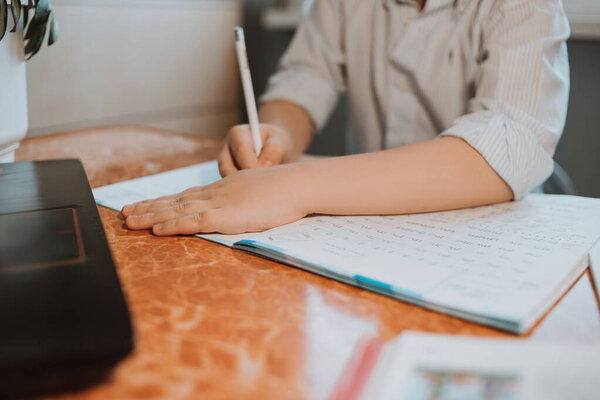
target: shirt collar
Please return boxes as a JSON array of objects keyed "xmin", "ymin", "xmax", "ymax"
[
  {"xmin": 424, "ymin": 0, "xmax": 456, "ymax": 12},
  {"xmin": 390, "ymin": 0, "xmax": 456, "ymax": 13}
]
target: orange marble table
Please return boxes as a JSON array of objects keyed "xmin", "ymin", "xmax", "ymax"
[{"xmin": 16, "ymin": 126, "xmax": 600, "ymax": 400}]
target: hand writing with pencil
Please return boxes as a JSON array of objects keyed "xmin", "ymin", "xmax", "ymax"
[{"xmin": 217, "ymin": 123, "xmax": 295, "ymax": 177}]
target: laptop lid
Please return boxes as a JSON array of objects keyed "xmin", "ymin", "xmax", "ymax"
[{"xmin": 0, "ymin": 159, "xmax": 134, "ymax": 397}]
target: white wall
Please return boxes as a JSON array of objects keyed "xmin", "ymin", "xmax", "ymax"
[
  {"xmin": 26, "ymin": 0, "xmax": 242, "ymax": 138},
  {"xmin": 564, "ymin": 0, "xmax": 600, "ymax": 40}
]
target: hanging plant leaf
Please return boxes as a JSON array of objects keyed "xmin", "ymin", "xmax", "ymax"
[
  {"xmin": 0, "ymin": 0, "xmax": 58, "ymax": 59},
  {"xmin": 24, "ymin": 0, "xmax": 49, "ymax": 41},
  {"xmin": 22, "ymin": 0, "xmax": 30, "ymax": 28},
  {"xmin": 10, "ymin": 0, "xmax": 20, "ymax": 32},
  {"xmin": 48, "ymin": 9, "xmax": 57, "ymax": 46},
  {"xmin": 24, "ymin": 0, "xmax": 51, "ymax": 59},
  {"xmin": 0, "ymin": 0, "xmax": 8, "ymax": 42}
]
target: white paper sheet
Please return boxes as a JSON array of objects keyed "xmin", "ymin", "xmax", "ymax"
[
  {"xmin": 93, "ymin": 161, "xmax": 221, "ymax": 211},
  {"xmin": 361, "ymin": 332, "xmax": 600, "ymax": 400}
]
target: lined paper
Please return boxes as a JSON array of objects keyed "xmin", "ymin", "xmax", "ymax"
[{"xmin": 202, "ymin": 195, "xmax": 600, "ymax": 332}]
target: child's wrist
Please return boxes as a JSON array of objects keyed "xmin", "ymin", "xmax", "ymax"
[
  {"xmin": 286, "ymin": 161, "xmax": 324, "ymax": 216},
  {"xmin": 276, "ymin": 162, "xmax": 312, "ymax": 216}
]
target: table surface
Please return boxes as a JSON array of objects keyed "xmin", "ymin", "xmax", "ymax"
[{"xmin": 15, "ymin": 126, "xmax": 600, "ymax": 400}]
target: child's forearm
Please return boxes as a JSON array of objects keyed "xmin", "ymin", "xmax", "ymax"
[
  {"xmin": 258, "ymin": 100, "xmax": 314, "ymax": 161},
  {"xmin": 296, "ymin": 136, "xmax": 513, "ymax": 215},
  {"xmin": 124, "ymin": 130, "xmax": 514, "ymax": 236}
]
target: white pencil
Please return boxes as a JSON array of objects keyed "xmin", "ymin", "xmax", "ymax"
[{"xmin": 234, "ymin": 26, "xmax": 262, "ymax": 156}]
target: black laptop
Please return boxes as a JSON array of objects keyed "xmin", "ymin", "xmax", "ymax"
[{"xmin": 0, "ymin": 160, "xmax": 133, "ymax": 398}]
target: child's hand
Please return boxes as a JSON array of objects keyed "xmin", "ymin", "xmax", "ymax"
[
  {"xmin": 122, "ymin": 164, "xmax": 309, "ymax": 235},
  {"xmin": 218, "ymin": 123, "xmax": 295, "ymax": 177}
]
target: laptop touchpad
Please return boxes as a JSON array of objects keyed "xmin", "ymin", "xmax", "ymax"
[{"xmin": 0, "ymin": 208, "xmax": 85, "ymax": 270}]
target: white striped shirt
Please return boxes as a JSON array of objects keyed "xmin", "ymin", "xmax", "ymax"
[{"xmin": 261, "ymin": 0, "xmax": 571, "ymax": 199}]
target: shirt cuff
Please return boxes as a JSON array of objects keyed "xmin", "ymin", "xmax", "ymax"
[
  {"xmin": 439, "ymin": 111, "xmax": 556, "ymax": 200},
  {"xmin": 260, "ymin": 69, "xmax": 340, "ymax": 132}
]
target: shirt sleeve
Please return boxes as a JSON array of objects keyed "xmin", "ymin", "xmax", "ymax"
[
  {"xmin": 259, "ymin": 0, "xmax": 346, "ymax": 131},
  {"xmin": 439, "ymin": 0, "xmax": 570, "ymax": 199}
]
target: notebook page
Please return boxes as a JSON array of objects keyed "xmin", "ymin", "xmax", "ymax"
[
  {"xmin": 93, "ymin": 161, "xmax": 221, "ymax": 211},
  {"xmin": 202, "ymin": 195, "xmax": 600, "ymax": 329}
]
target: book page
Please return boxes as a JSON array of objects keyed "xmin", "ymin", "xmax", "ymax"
[{"xmin": 203, "ymin": 195, "xmax": 600, "ymax": 328}]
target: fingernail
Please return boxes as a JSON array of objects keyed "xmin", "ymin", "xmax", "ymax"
[{"xmin": 259, "ymin": 160, "xmax": 273, "ymax": 167}]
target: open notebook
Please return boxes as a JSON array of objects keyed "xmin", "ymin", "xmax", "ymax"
[{"xmin": 93, "ymin": 161, "xmax": 600, "ymax": 333}]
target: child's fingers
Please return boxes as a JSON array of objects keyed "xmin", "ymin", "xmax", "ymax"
[
  {"xmin": 122, "ymin": 201, "xmax": 168, "ymax": 218},
  {"xmin": 125, "ymin": 200, "xmax": 212, "ymax": 230},
  {"xmin": 124, "ymin": 190, "xmax": 213, "ymax": 215},
  {"xmin": 152, "ymin": 210, "xmax": 222, "ymax": 236},
  {"xmin": 218, "ymin": 144, "xmax": 239, "ymax": 177},
  {"xmin": 258, "ymin": 137, "xmax": 285, "ymax": 167},
  {"xmin": 229, "ymin": 126, "xmax": 259, "ymax": 169},
  {"xmin": 122, "ymin": 188, "xmax": 203, "ymax": 216},
  {"xmin": 123, "ymin": 200, "xmax": 171, "ymax": 218}
]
